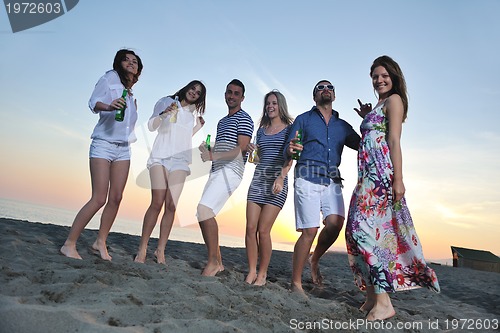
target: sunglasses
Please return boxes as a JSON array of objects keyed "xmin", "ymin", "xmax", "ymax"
[{"xmin": 316, "ymin": 84, "xmax": 335, "ymax": 91}]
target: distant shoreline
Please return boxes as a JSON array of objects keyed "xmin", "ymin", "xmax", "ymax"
[{"xmin": 0, "ymin": 196, "xmax": 457, "ymax": 263}]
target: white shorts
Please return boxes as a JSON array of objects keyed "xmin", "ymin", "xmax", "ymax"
[
  {"xmin": 197, "ymin": 167, "xmax": 242, "ymax": 220},
  {"xmin": 294, "ymin": 177, "xmax": 345, "ymax": 230},
  {"xmin": 89, "ymin": 139, "xmax": 130, "ymax": 162},
  {"xmin": 147, "ymin": 157, "xmax": 191, "ymax": 175}
]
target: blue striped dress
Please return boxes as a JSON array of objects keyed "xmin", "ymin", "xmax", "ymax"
[{"xmin": 247, "ymin": 126, "xmax": 290, "ymax": 208}]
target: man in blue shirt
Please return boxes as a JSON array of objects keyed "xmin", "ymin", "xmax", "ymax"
[{"xmin": 284, "ymin": 80, "xmax": 360, "ymax": 294}]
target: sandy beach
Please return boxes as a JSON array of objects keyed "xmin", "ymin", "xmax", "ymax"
[{"xmin": 0, "ymin": 217, "xmax": 498, "ymax": 333}]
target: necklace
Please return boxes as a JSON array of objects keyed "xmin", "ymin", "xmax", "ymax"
[{"xmin": 266, "ymin": 123, "xmax": 285, "ymax": 135}]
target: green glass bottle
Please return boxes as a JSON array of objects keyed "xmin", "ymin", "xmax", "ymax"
[
  {"xmin": 205, "ymin": 134, "xmax": 211, "ymax": 151},
  {"xmin": 115, "ymin": 89, "xmax": 128, "ymax": 122},
  {"xmin": 292, "ymin": 129, "xmax": 302, "ymax": 160}
]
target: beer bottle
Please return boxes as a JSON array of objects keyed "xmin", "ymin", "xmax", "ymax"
[
  {"xmin": 292, "ymin": 129, "xmax": 302, "ymax": 160},
  {"xmin": 169, "ymin": 96, "xmax": 179, "ymax": 123},
  {"xmin": 248, "ymin": 136, "xmax": 259, "ymax": 164},
  {"xmin": 115, "ymin": 89, "xmax": 128, "ymax": 122},
  {"xmin": 205, "ymin": 134, "xmax": 211, "ymax": 151}
]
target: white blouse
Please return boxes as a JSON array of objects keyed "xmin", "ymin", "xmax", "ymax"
[
  {"xmin": 148, "ymin": 96, "xmax": 197, "ymax": 163},
  {"xmin": 89, "ymin": 70, "xmax": 138, "ymax": 144}
]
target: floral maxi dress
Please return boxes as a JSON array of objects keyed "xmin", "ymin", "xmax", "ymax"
[{"xmin": 345, "ymin": 102, "xmax": 440, "ymax": 294}]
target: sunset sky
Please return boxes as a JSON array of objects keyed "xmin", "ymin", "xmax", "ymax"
[{"xmin": 1, "ymin": 1, "xmax": 499, "ymax": 260}]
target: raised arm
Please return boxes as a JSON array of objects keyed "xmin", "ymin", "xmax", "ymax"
[
  {"xmin": 354, "ymin": 99, "xmax": 372, "ymax": 119},
  {"xmin": 192, "ymin": 116, "xmax": 205, "ymax": 136}
]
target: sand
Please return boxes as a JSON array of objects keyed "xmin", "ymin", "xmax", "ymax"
[{"xmin": 0, "ymin": 218, "xmax": 498, "ymax": 332}]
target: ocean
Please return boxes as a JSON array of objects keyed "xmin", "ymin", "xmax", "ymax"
[{"xmin": 0, "ymin": 197, "xmax": 294, "ymax": 252}]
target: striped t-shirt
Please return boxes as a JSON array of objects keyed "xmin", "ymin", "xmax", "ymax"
[{"xmin": 212, "ymin": 109, "xmax": 254, "ymax": 178}]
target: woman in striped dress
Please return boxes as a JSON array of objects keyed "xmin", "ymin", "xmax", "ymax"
[{"xmin": 245, "ymin": 90, "xmax": 294, "ymax": 286}]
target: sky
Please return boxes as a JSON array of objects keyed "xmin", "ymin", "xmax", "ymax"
[{"xmin": 1, "ymin": 0, "xmax": 499, "ymax": 261}]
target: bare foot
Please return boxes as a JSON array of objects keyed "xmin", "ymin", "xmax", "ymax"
[
  {"xmin": 253, "ymin": 275, "xmax": 267, "ymax": 286},
  {"xmin": 201, "ymin": 260, "xmax": 223, "ymax": 276},
  {"xmin": 245, "ymin": 271, "xmax": 257, "ymax": 284},
  {"xmin": 60, "ymin": 244, "xmax": 82, "ymax": 260},
  {"xmin": 290, "ymin": 282, "xmax": 308, "ymax": 298},
  {"xmin": 154, "ymin": 249, "xmax": 166, "ymax": 265},
  {"xmin": 366, "ymin": 305, "xmax": 396, "ymax": 321},
  {"xmin": 91, "ymin": 241, "xmax": 112, "ymax": 261},
  {"xmin": 360, "ymin": 300, "xmax": 375, "ymax": 312},
  {"xmin": 308, "ymin": 255, "xmax": 323, "ymax": 286},
  {"xmin": 134, "ymin": 251, "xmax": 146, "ymax": 263}
]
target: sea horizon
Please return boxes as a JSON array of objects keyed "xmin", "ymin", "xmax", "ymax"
[
  {"xmin": 0, "ymin": 197, "xmax": 299, "ymax": 253},
  {"xmin": 0, "ymin": 197, "xmax": 455, "ymax": 265}
]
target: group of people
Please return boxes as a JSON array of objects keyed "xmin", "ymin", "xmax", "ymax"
[{"xmin": 60, "ymin": 49, "xmax": 440, "ymax": 321}]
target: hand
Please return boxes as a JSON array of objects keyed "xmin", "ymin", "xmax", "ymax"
[
  {"xmin": 200, "ymin": 149, "xmax": 212, "ymax": 162},
  {"xmin": 287, "ymin": 131, "xmax": 303, "ymax": 156},
  {"xmin": 160, "ymin": 104, "xmax": 176, "ymax": 117},
  {"xmin": 109, "ymin": 97, "xmax": 126, "ymax": 111},
  {"xmin": 392, "ymin": 179, "xmax": 406, "ymax": 202},
  {"xmin": 354, "ymin": 99, "xmax": 372, "ymax": 118},
  {"xmin": 199, "ymin": 141, "xmax": 208, "ymax": 153},
  {"xmin": 272, "ymin": 176, "xmax": 284, "ymax": 194},
  {"xmin": 247, "ymin": 143, "xmax": 257, "ymax": 154}
]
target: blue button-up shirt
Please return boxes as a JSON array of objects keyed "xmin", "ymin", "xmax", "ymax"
[{"xmin": 284, "ymin": 106, "xmax": 360, "ymax": 185}]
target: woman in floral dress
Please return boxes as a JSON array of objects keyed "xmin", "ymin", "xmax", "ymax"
[{"xmin": 345, "ymin": 55, "xmax": 440, "ymax": 321}]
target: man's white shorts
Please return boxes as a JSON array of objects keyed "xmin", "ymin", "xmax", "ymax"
[
  {"xmin": 294, "ymin": 177, "xmax": 345, "ymax": 230},
  {"xmin": 197, "ymin": 167, "xmax": 242, "ymax": 221}
]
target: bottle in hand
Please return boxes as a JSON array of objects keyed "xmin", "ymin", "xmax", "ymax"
[
  {"xmin": 292, "ymin": 129, "xmax": 302, "ymax": 160},
  {"xmin": 169, "ymin": 96, "xmax": 179, "ymax": 123},
  {"xmin": 205, "ymin": 134, "xmax": 211, "ymax": 151},
  {"xmin": 115, "ymin": 89, "xmax": 128, "ymax": 122},
  {"xmin": 248, "ymin": 136, "xmax": 259, "ymax": 164}
]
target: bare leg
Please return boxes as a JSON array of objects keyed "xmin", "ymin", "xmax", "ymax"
[
  {"xmin": 360, "ymin": 285, "xmax": 376, "ymax": 312},
  {"xmin": 60, "ymin": 158, "xmax": 110, "ymax": 259},
  {"xmin": 245, "ymin": 201, "xmax": 261, "ymax": 284},
  {"xmin": 155, "ymin": 170, "xmax": 188, "ymax": 264},
  {"xmin": 291, "ymin": 227, "xmax": 318, "ymax": 293},
  {"xmin": 254, "ymin": 204, "xmax": 281, "ymax": 286},
  {"xmin": 198, "ymin": 204, "xmax": 223, "ymax": 276},
  {"xmin": 367, "ymin": 292, "xmax": 395, "ymax": 321},
  {"xmin": 135, "ymin": 165, "xmax": 167, "ymax": 263},
  {"xmin": 92, "ymin": 159, "xmax": 130, "ymax": 261},
  {"xmin": 135, "ymin": 193, "xmax": 164, "ymax": 263},
  {"xmin": 309, "ymin": 214, "xmax": 344, "ymax": 285}
]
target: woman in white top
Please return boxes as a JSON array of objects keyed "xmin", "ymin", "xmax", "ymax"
[
  {"xmin": 134, "ymin": 80, "xmax": 206, "ymax": 264},
  {"xmin": 61, "ymin": 49, "xmax": 143, "ymax": 261}
]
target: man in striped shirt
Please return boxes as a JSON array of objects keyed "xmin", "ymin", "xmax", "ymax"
[{"xmin": 197, "ymin": 79, "xmax": 254, "ymax": 276}]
